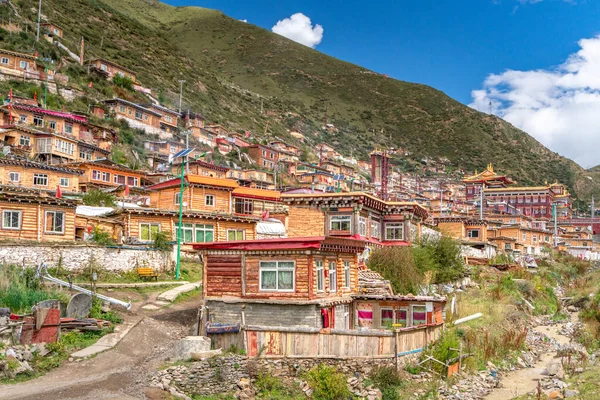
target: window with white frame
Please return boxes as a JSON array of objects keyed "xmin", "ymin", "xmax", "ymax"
[
  {"xmin": 330, "ymin": 215, "xmax": 351, "ymax": 231},
  {"xmin": 194, "ymin": 224, "xmax": 214, "ymax": 242},
  {"xmin": 19, "ymin": 115, "xmax": 27, "ymax": 124},
  {"xmin": 176, "ymin": 223, "xmax": 193, "ymax": 242},
  {"xmin": 174, "ymin": 192, "xmax": 181, "ymax": 205},
  {"xmin": 140, "ymin": 223, "xmax": 160, "ymax": 241},
  {"xmin": 135, "ymin": 110, "xmax": 143, "ymax": 120},
  {"xmin": 259, "ymin": 261, "xmax": 295, "ymax": 291},
  {"xmin": 522, "ymin": 233, "xmax": 527, "ymax": 241},
  {"xmin": 370, "ymin": 221, "xmax": 380, "ymax": 239},
  {"xmin": 0, "ymin": 57, "xmax": 8, "ymax": 65},
  {"xmin": 170, "ymin": 145, "xmax": 177, "ymax": 154},
  {"xmin": 59, "ymin": 177, "xmax": 69, "ymax": 187},
  {"xmin": 33, "ymin": 174, "xmax": 48, "ymax": 186},
  {"xmin": 119, "ymin": 105, "xmax": 126, "ymax": 113},
  {"xmin": 49, "ymin": 121, "xmax": 57, "ymax": 131},
  {"xmin": 328, "ymin": 261, "xmax": 337, "ymax": 292},
  {"xmin": 45, "ymin": 211, "xmax": 65, "ymax": 233},
  {"xmin": 79, "ymin": 149, "xmax": 92, "ymax": 161},
  {"xmin": 100, "ymin": 63, "xmax": 108, "ymax": 71},
  {"xmin": 412, "ymin": 305, "xmax": 427, "ymax": 326},
  {"xmin": 533, "ymin": 235, "xmax": 537, "ymax": 243},
  {"xmin": 127, "ymin": 176, "xmax": 139, "ymax": 187},
  {"xmin": 92, "ymin": 170, "xmax": 101, "ymax": 180},
  {"xmin": 54, "ymin": 139, "xmax": 74, "ymax": 155},
  {"xmin": 64, "ymin": 122, "xmax": 73, "ymax": 134},
  {"xmin": 467, "ymin": 229, "xmax": 480, "ymax": 239},
  {"xmin": 358, "ymin": 217, "xmax": 367, "ymax": 236},
  {"xmin": 205, "ymin": 195, "xmax": 215, "ymax": 206},
  {"xmin": 33, "ymin": 115, "xmax": 44, "ymax": 127},
  {"xmin": 2, "ymin": 210, "xmax": 21, "ymax": 230},
  {"xmin": 19, "ymin": 61, "xmax": 29, "ymax": 69},
  {"xmin": 19, "ymin": 135, "xmax": 30, "ymax": 146},
  {"xmin": 113, "ymin": 174, "xmax": 126, "ymax": 185},
  {"xmin": 227, "ymin": 229, "xmax": 244, "ymax": 241},
  {"xmin": 385, "ymin": 223, "xmax": 404, "ymax": 241},
  {"xmin": 8, "ymin": 172, "xmax": 20, "ymax": 183},
  {"xmin": 102, "ymin": 172, "xmax": 110, "ymax": 182},
  {"xmin": 165, "ymin": 115, "xmax": 173, "ymax": 123},
  {"xmin": 343, "ymin": 261, "xmax": 350, "ymax": 288},
  {"xmin": 316, "ymin": 260, "xmax": 324, "ymax": 292}
]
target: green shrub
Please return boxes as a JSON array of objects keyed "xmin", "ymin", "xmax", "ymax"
[
  {"xmin": 369, "ymin": 366, "xmax": 403, "ymax": 400},
  {"xmin": 89, "ymin": 298, "xmax": 123, "ymax": 324},
  {"xmin": 304, "ymin": 364, "xmax": 350, "ymax": 400},
  {"xmin": 367, "ymin": 247, "xmax": 423, "ymax": 294},
  {"xmin": 113, "ymin": 74, "xmax": 134, "ymax": 91},
  {"xmin": 153, "ymin": 230, "xmax": 173, "ymax": 251},
  {"xmin": 90, "ymin": 226, "xmax": 115, "ymax": 246},
  {"xmin": 82, "ymin": 190, "xmax": 116, "ymax": 207}
]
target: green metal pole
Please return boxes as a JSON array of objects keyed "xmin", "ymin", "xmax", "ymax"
[{"xmin": 176, "ymin": 160, "xmax": 185, "ymax": 280}]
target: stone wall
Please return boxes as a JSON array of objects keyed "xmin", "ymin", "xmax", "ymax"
[
  {"xmin": 206, "ymin": 300, "xmax": 321, "ymax": 328},
  {"xmin": 0, "ymin": 243, "xmax": 173, "ymax": 272},
  {"xmin": 151, "ymin": 355, "xmax": 398, "ymax": 397}
]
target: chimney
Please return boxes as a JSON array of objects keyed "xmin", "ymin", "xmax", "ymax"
[{"xmin": 80, "ymin": 36, "xmax": 84, "ymax": 66}]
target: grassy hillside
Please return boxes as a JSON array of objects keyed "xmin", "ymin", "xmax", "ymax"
[{"xmin": 8, "ymin": 0, "xmax": 600, "ymax": 201}]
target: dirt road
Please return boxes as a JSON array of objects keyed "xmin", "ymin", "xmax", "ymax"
[
  {"xmin": 0, "ymin": 295, "xmax": 199, "ymax": 400},
  {"xmin": 484, "ymin": 315, "xmax": 574, "ymax": 400}
]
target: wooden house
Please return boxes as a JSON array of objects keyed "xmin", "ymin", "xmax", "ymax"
[
  {"xmin": 0, "ymin": 186, "xmax": 78, "ymax": 242},
  {"xmin": 204, "ymin": 124, "xmax": 229, "ymax": 136},
  {"xmin": 231, "ymin": 186, "xmax": 285, "ymax": 217},
  {"xmin": 229, "ymin": 132, "xmax": 251, "ymax": 148},
  {"xmin": 40, "ymin": 23, "xmax": 63, "ymax": 38},
  {"xmin": 146, "ymin": 104, "xmax": 180, "ymax": 135},
  {"xmin": 88, "ymin": 58, "xmax": 136, "ymax": 83},
  {"xmin": 227, "ymin": 168, "xmax": 274, "ymax": 189},
  {"xmin": 63, "ymin": 159, "xmax": 145, "ymax": 192},
  {"xmin": 0, "ymin": 103, "xmax": 88, "ymax": 139},
  {"xmin": 183, "ymin": 160, "xmax": 229, "ymax": 179},
  {"xmin": 0, "ymin": 49, "xmax": 41, "ymax": 78},
  {"xmin": 103, "ymin": 98, "xmax": 162, "ymax": 136},
  {"xmin": 281, "ymin": 192, "xmax": 428, "ymax": 245},
  {"xmin": 147, "ymin": 175, "xmax": 239, "ymax": 214},
  {"xmin": 107, "ymin": 207, "xmax": 257, "ymax": 245},
  {"xmin": 0, "ymin": 158, "xmax": 82, "ymax": 193},
  {"xmin": 247, "ymin": 144, "xmax": 279, "ymax": 170},
  {"xmin": 193, "ymin": 237, "xmax": 366, "ymax": 329},
  {"xmin": 269, "ymin": 140, "xmax": 300, "ymax": 161}
]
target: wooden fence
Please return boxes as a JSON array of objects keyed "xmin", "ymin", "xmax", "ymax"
[{"xmin": 209, "ymin": 323, "xmax": 443, "ymax": 358}]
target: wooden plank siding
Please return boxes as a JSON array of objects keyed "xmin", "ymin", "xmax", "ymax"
[
  {"xmin": 0, "ymin": 164, "xmax": 80, "ymax": 192},
  {"xmin": 205, "ymin": 255, "xmax": 243, "ymax": 296},
  {"xmin": 286, "ymin": 205, "xmax": 325, "ymax": 237},
  {"xmin": 121, "ymin": 213, "xmax": 255, "ymax": 243},
  {"xmin": 243, "ymin": 254, "xmax": 310, "ymax": 300},
  {"xmin": 0, "ymin": 202, "xmax": 76, "ymax": 241},
  {"xmin": 244, "ymin": 324, "xmax": 443, "ymax": 358},
  {"xmin": 149, "ymin": 186, "xmax": 231, "ymax": 213}
]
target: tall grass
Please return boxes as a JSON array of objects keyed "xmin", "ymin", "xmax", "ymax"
[{"xmin": 0, "ymin": 265, "xmax": 70, "ymax": 314}]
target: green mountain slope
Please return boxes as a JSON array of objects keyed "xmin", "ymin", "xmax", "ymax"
[{"xmin": 10, "ymin": 0, "xmax": 600, "ymax": 202}]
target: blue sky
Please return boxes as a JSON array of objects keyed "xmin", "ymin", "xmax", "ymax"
[{"xmin": 164, "ymin": 0, "xmax": 600, "ymax": 166}]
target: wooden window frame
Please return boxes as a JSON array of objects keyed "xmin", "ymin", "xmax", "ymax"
[{"xmin": 315, "ymin": 260, "xmax": 324, "ymax": 292}]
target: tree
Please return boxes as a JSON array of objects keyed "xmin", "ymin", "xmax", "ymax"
[{"xmin": 82, "ymin": 190, "xmax": 116, "ymax": 207}]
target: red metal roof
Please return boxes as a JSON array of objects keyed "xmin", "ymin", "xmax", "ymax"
[
  {"xmin": 192, "ymin": 236, "xmax": 367, "ymax": 252},
  {"xmin": 9, "ymin": 104, "xmax": 87, "ymax": 124}
]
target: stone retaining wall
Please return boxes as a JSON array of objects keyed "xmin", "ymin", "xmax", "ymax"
[
  {"xmin": 0, "ymin": 243, "xmax": 173, "ymax": 272},
  {"xmin": 152, "ymin": 355, "xmax": 400, "ymax": 396}
]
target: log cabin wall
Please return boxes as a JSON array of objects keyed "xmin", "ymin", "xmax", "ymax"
[
  {"xmin": 205, "ymin": 255, "xmax": 243, "ymax": 297},
  {"xmin": 286, "ymin": 205, "xmax": 325, "ymax": 237},
  {"xmin": 149, "ymin": 186, "xmax": 231, "ymax": 213},
  {"xmin": 0, "ymin": 201, "xmax": 76, "ymax": 241}
]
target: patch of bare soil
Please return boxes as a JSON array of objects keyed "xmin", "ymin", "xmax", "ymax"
[{"xmin": 0, "ymin": 297, "xmax": 198, "ymax": 400}]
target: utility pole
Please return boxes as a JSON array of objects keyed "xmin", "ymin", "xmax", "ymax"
[
  {"xmin": 592, "ymin": 195, "xmax": 595, "ymax": 236},
  {"xmin": 176, "ymin": 159, "xmax": 185, "ymax": 280},
  {"xmin": 553, "ymin": 203, "xmax": 558, "ymax": 247},
  {"xmin": 36, "ymin": 0, "xmax": 42, "ymax": 42},
  {"xmin": 178, "ymin": 80, "xmax": 185, "ymax": 112}
]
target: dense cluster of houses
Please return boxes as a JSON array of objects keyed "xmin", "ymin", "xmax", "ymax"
[{"xmin": 0, "ymin": 40, "xmax": 597, "ymax": 346}]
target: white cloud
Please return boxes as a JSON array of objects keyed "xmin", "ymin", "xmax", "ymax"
[
  {"xmin": 271, "ymin": 13, "xmax": 323, "ymax": 48},
  {"xmin": 470, "ymin": 35, "xmax": 600, "ymax": 168}
]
